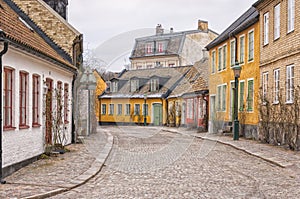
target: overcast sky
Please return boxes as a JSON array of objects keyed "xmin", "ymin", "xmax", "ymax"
[{"xmin": 68, "ymin": 0, "xmax": 257, "ymax": 71}]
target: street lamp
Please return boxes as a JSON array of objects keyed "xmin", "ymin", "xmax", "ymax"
[
  {"xmin": 144, "ymin": 94, "xmax": 147, "ymax": 126},
  {"xmin": 79, "ymin": 67, "xmax": 97, "ymax": 137},
  {"xmin": 232, "ymin": 62, "xmax": 241, "ymax": 141}
]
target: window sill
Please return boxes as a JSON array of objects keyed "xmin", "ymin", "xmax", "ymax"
[
  {"xmin": 64, "ymin": 121, "xmax": 70, "ymax": 124},
  {"xmin": 273, "ymin": 101, "xmax": 279, "ymax": 105},
  {"xmin": 32, "ymin": 124, "xmax": 41, "ymax": 128},
  {"xmin": 287, "ymin": 30, "xmax": 294, "ymax": 35},
  {"xmin": 19, "ymin": 125, "xmax": 30, "ymax": 129},
  {"xmin": 4, "ymin": 127, "xmax": 16, "ymax": 131},
  {"xmin": 286, "ymin": 101, "xmax": 294, "ymax": 105}
]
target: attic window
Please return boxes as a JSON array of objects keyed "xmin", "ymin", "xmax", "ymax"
[
  {"xmin": 150, "ymin": 78, "xmax": 159, "ymax": 92},
  {"xmin": 130, "ymin": 79, "xmax": 139, "ymax": 92},
  {"xmin": 111, "ymin": 81, "xmax": 118, "ymax": 93},
  {"xmin": 19, "ymin": 17, "xmax": 34, "ymax": 31}
]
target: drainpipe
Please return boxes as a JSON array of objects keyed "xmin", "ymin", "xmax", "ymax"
[
  {"xmin": 98, "ymin": 98, "xmax": 101, "ymax": 125},
  {"xmin": 0, "ymin": 30, "xmax": 8, "ymax": 184}
]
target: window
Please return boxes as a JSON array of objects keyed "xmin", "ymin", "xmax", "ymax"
[
  {"xmin": 218, "ymin": 47, "xmax": 222, "ymax": 71},
  {"xmin": 109, "ymin": 104, "xmax": 114, "ymax": 115},
  {"xmin": 4, "ymin": 68, "xmax": 14, "ymax": 128},
  {"xmin": 146, "ymin": 43, "xmax": 153, "ymax": 54},
  {"xmin": 150, "ymin": 78, "xmax": 159, "ymax": 91},
  {"xmin": 117, "ymin": 104, "xmax": 122, "ymax": 115},
  {"xmin": 64, "ymin": 83, "xmax": 69, "ymax": 123},
  {"xmin": 32, "ymin": 75, "xmax": 40, "ymax": 126},
  {"xmin": 247, "ymin": 79, "xmax": 254, "ymax": 111},
  {"xmin": 131, "ymin": 79, "xmax": 139, "ymax": 92},
  {"xmin": 101, "ymin": 104, "xmax": 107, "ymax": 115},
  {"xmin": 158, "ymin": 43, "xmax": 163, "ymax": 53},
  {"xmin": 239, "ymin": 81, "xmax": 245, "ymax": 111},
  {"xmin": 263, "ymin": 12, "xmax": 269, "ymax": 45},
  {"xmin": 286, "ymin": 65, "xmax": 294, "ymax": 103},
  {"xmin": 274, "ymin": 69, "xmax": 280, "ymax": 103},
  {"xmin": 274, "ymin": 4, "xmax": 280, "ymax": 40},
  {"xmin": 223, "ymin": 45, "xmax": 227, "ymax": 70},
  {"xmin": 111, "ymin": 81, "xmax": 118, "ymax": 93},
  {"xmin": 217, "ymin": 84, "xmax": 227, "ymax": 111},
  {"xmin": 230, "ymin": 40, "xmax": 236, "ymax": 66},
  {"xmin": 239, "ymin": 35, "xmax": 245, "ymax": 64},
  {"xmin": 143, "ymin": 104, "xmax": 148, "ymax": 116},
  {"xmin": 248, "ymin": 30, "xmax": 254, "ymax": 61},
  {"xmin": 56, "ymin": 81, "xmax": 63, "ymax": 124},
  {"xmin": 134, "ymin": 104, "xmax": 140, "ymax": 115},
  {"xmin": 288, "ymin": 0, "xmax": 295, "ymax": 33},
  {"xmin": 187, "ymin": 99, "xmax": 194, "ymax": 119},
  {"xmin": 262, "ymin": 72, "xmax": 268, "ymax": 103},
  {"xmin": 125, "ymin": 104, "xmax": 131, "ymax": 115},
  {"xmin": 19, "ymin": 72, "xmax": 28, "ymax": 127},
  {"xmin": 211, "ymin": 50, "xmax": 216, "ymax": 73}
]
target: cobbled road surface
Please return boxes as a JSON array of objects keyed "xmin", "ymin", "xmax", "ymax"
[{"xmin": 50, "ymin": 126, "xmax": 300, "ymax": 199}]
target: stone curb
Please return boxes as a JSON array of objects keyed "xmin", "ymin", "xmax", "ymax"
[
  {"xmin": 21, "ymin": 130, "xmax": 114, "ymax": 199},
  {"xmin": 162, "ymin": 128, "xmax": 291, "ymax": 169}
]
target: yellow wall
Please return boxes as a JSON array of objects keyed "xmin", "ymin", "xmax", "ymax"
[
  {"xmin": 99, "ymin": 98, "xmax": 167, "ymax": 125},
  {"xmin": 209, "ymin": 21, "xmax": 260, "ymax": 126},
  {"xmin": 94, "ymin": 71, "xmax": 106, "ymax": 121}
]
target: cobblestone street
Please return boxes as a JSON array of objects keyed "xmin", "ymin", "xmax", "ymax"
[{"xmin": 50, "ymin": 126, "xmax": 300, "ymax": 199}]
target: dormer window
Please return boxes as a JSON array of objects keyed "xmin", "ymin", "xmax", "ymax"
[
  {"xmin": 150, "ymin": 78, "xmax": 159, "ymax": 92},
  {"xmin": 131, "ymin": 79, "xmax": 139, "ymax": 92},
  {"xmin": 111, "ymin": 81, "xmax": 118, "ymax": 92},
  {"xmin": 146, "ymin": 43, "xmax": 153, "ymax": 54}
]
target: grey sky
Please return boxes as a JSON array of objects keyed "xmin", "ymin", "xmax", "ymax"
[{"xmin": 68, "ymin": 0, "xmax": 257, "ymax": 71}]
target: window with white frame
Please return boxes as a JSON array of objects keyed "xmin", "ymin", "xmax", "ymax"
[
  {"xmin": 109, "ymin": 104, "xmax": 114, "ymax": 115},
  {"xmin": 134, "ymin": 104, "xmax": 140, "ymax": 115},
  {"xmin": 146, "ymin": 43, "xmax": 153, "ymax": 54},
  {"xmin": 187, "ymin": 99, "xmax": 194, "ymax": 119},
  {"xmin": 130, "ymin": 79, "xmax": 139, "ymax": 92},
  {"xmin": 19, "ymin": 71, "xmax": 29, "ymax": 127},
  {"xmin": 150, "ymin": 78, "xmax": 159, "ymax": 92},
  {"xmin": 230, "ymin": 40, "xmax": 236, "ymax": 66},
  {"xmin": 223, "ymin": 45, "xmax": 227, "ymax": 70},
  {"xmin": 263, "ymin": 12, "xmax": 269, "ymax": 45},
  {"xmin": 288, "ymin": 0, "xmax": 295, "ymax": 33},
  {"xmin": 274, "ymin": 4, "xmax": 281, "ymax": 40},
  {"xmin": 248, "ymin": 30, "xmax": 254, "ymax": 61},
  {"xmin": 274, "ymin": 69, "xmax": 280, "ymax": 103},
  {"xmin": 217, "ymin": 84, "xmax": 227, "ymax": 111},
  {"xmin": 239, "ymin": 35, "xmax": 245, "ymax": 64},
  {"xmin": 101, "ymin": 104, "xmax": 107, "ymax": 115},
  {"xmin": 125, "ymin": 104, "xmax": 131, "ymax": 115},
  {"xmin": 218, "ymin": 47, "xmax": 222, "ymax": 71},
  {"xmin": 117, "ymin": 104, "xmax": 122, "ymax": 115},
  {"xmin": 262, "ymin": 72, "xmax": 268, "ymax": 103},
  {"xmin": 239, "ymin": 81, "xmax": 245, "ymax": 111},
  {"xmin": 286, "ymin": 65, "xmax": 294, "ymax": 103},
  {"xmin": 4, "ymin": 68, "xmax": 14, "ymax": 129},
  {"xmin": 211, "ymin": 50, "xmax": 216, "ymax": 73},
  {"xmin": 247, "ymin": 79, "xmax": 254, "ymax": 111},
  {"xmin": 111, "ymin": 81, "xmax": 118, "ymax": 93}
]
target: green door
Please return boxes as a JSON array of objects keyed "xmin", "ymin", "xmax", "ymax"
[{"xmin": 153, "ymin": 103, "xmax": 162, "ymax": 126}]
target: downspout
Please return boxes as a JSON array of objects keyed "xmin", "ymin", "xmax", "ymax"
[
  {"xmin": 0, "ymin": 30, "xmax": 9, "ymax": 184},
  {"xmin": 99, "ymin": 98, "xmax": 101, "ymax": 125}
]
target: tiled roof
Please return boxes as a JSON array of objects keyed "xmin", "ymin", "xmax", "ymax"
[
  {"xmin": 0, "ymin": 0, "xmax": 76, "ymax": 71},
  {"xmin": 206, "ymin": 6, "xmax": 259, "ymax": 50},
  {"xmin": 169, "ymin": 58, "xmax": 209, "ymax": 98},
  {"xmin": 99, "ymin": 66, "xmax": 192, "ymax": 99}
]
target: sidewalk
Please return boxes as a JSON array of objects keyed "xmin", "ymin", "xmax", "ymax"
[
  {"xmin": 0, "ymin": 127, "xmax": 113, "ymax": 199},
  {"xmin": 164, "ymin": 127, "xmax": 300, "ymax": 169}
]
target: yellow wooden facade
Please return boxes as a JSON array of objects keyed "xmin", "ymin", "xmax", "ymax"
[
  {"xmin": 207, "ymin": 7, "xmax": 260, "ymax": 137},
  {"xmin": 93, "ymin": 70, "xmax": 107, "ymax": 121}
]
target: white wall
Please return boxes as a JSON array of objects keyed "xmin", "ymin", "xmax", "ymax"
[{"xmin": 2, "ymin": 46, "xmax": 74, "ymax": 168}]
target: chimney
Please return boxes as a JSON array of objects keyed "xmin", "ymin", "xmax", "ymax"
[
  {"xmin": 156, "ymin": 24, "xmax": 164, "ymax": 35},
  {"xmin": 170, "ymin": 27, "xmax": 174, "ymax": 34},
  {"xmin": 198, "ymin": 20, "xmax": 208, "ymax": 32}
]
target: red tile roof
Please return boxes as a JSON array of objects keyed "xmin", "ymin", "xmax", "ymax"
[{"xmin": 0, "ymin": 0, "xmax": 76, "ymax": 71}]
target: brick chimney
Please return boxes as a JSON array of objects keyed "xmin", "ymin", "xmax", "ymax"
[
  {"xmin": 198, "ymin": 20, "xmax": 208, "ymax": 32},
  {"xmin": 156, "ymin": 24, "xmax": 164, "ymax": 35},
  {"xmin": 43, "ymin": 0, "xmax": 68, "ymax": 20}
]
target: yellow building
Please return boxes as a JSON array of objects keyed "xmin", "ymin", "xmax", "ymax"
[
  {"xmin": 206, "ymin": 6, "xmax": 260, "ymax": 139},
  {"xmin": 93, "ymin": 70, "xmax": 107, "ymax": 121},
  {"xmin": 98, "ymin": 67, "xmax": 191, "ymax": 126}
]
